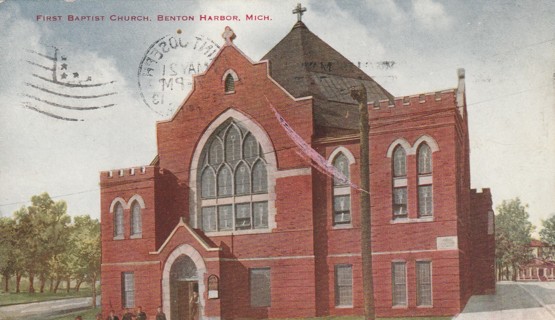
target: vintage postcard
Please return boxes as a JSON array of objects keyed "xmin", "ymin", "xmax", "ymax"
[{"xmin": 0, "ymin": 1, "xmax": 553, "ymax": 320}]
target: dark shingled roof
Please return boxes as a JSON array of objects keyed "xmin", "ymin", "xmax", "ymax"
[{"xmin": 262, "ymin": 21, "xmax": 394, "ymax": 137}]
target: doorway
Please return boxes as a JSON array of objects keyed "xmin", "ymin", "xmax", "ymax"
[
  {"xmin": 172, "ymin": 280, "xmax": 198, "ymax": 320},
  {"xmin": 170, "ymin": 255, "xmax": 199, "ymax": 320}
]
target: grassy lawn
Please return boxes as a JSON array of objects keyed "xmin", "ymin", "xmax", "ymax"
[{"xmin": 0, "ymin": 287, "xmax": 93, "ymax": 306}]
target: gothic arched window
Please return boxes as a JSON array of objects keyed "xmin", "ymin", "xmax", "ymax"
[
  {"xmin": 332, "ymin": 153, "xmax": 351, "ymax": 225},
  {"xmin": 225, "ymin": 73, "xmax": 235, "ymax": 93},
  {"xmin": 393, "ymin": 146, "xmax": 406, "ymax": 177},
  {"xmin": 114, "ymin": 202, "xmax": 124, "ymax": 238},
  {"xmin": 198, "ymin": 120, "xmax": 269, "ymax": 232},
  {"xmin": 417, "ymin": 143, "xmax": 433, "ymax": 217},
  {"xmin": 392, "ymin": 145, "xmax": 407, "ymax": 218},
  {"xmin": 201, "ymin": 168, "xmax": 216, "ymax": 198},
  {"xmin": 130, "ymin": 201, "xmax": 142, "ymax": 237},
  {"xmin": 418, "ymin": 143, "xmax": 432, "ymax": 174}
]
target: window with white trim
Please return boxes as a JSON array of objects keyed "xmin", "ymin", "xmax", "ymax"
[
  {"xmin": 113, "ymin": 202, "xmax": 124, "ymax": 238},
  {"xmin": 392, "ymin": 262, "xmax": 407, "ymax": 306},
  {"xmin": 335, "ymin": 264, "xmax": 353, "ymax": 307},
  {"xmin": 416, "ymin": 261, "xmax": 432, "ymax": 306},
  {"xmin": 250, "ymin": 268, "xmax": 271, "ymax": 307},
  {"xmin": 198, "ymin": 120, "xmax": 269, "ymax": 232},
  {"xmin": 392, "ymin": 146, "xmax": 407, "ymax": 218},
  {"xmin": 417, "ymin": 143, "xmax": 433, "ymax": 217},
  {"xmin": 130, "ymin": 201, "xmax": 142, "ymax": 236},
  {"xmin": 225, "ymin": 73, "xmax": 235, "ymax": 93},
  {"xmin": 121, "ymin": 272, "xmax": 135, "ymax": 308},
  {"xmin": 333, "ymin": 153, "xmax": 351, "ymax": 225}
]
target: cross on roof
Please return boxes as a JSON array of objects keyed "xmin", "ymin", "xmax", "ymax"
[
  {"xmin": 292, "ymin": 3, "xmax": 306, "ymax": 22},
  {"xmin": 222, "ymin": 26, "xmax": 236, "ymax": 44}
]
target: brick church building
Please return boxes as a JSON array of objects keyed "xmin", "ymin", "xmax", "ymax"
[{"xmin": 100, "ymin": 10, "xmax": 495, "ymax": 320}]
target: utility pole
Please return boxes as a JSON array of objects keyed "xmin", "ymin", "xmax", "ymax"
[{"xmin": 351, "ymin": 84, "xmax": 375, "ymax": 320}]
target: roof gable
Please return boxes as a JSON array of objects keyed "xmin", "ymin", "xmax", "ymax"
[{"xmin": 262, "ymin": 22, "xmax": 393, "ymax": 136}]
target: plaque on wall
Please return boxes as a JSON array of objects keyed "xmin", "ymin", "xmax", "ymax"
[
  {"xmin": 436, "ymin": 236, "xmax": 458, "ymax": 250},
  {"xmin": 208, "ymin": 274, "xmax": 219, "ymax": 299}
]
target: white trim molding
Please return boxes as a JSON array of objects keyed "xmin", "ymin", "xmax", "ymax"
[
  {"xmin": 413, "ymin": 135, "xmax": 439, "ymax": 153},
  {"xmin": 127, "ymin": 194, "xmax": 146, "ymax": 209},
  {"xmin": 328, "ymin": 146, "xmax": 356, "ymax": 165},
  {"xmin": 274, "ymin": 167, "xmax": 311, "ymax": 178},
  {"xmin": 150, "ymin": 218, "xmax": 221, "ymax": 255},
  {"xmin": 387, "ymin": 136, "xmax": 439, "ymax": 157},
  {"xmin": 222, "ymin": 69, "xmax": 239, "ymax": 82},
  {"xmin": 386, "ymin": 138, "xmax": 411, "ymax": 157},
  {"xmin": 109, "ymin": 197, "xmax": 126, "ymax": 213}
]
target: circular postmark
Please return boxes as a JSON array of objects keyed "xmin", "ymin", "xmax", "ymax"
[{"xmin": 138, "ymin": 33, "xmax": 220, "ymax": 117}]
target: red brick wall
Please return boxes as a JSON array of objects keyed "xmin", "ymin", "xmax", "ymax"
[
  {"xmin": 470, "ymin": 188, "xmax": 495, "ymax": 294},
  {"xmin": 100, "ymin": 167, "xmax": 158, "ymax": 263},
  {"xmin": 101, "ymin": 262, "xmax": 161, "ymax": 316},
  {"xmin": 373, "ymin": 251, "xmax": 461, "ymax": 317}
]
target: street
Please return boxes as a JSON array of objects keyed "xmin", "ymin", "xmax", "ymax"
[
  {"xmin": 456, "ymin": 281, "xmax": 555, "ymax": 320},
  {"xmin": 0, "ymin": 296, "xmax": 100, "ymax": 320}
]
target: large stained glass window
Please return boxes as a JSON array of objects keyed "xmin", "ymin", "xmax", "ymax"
[{"xmin": 198, "ymin": 120, "xmax": 269, "ymax": 232}]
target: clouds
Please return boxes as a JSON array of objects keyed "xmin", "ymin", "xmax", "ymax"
[
  {"xmin": 0, "ymin": 0, "xmax": 553, "ymax": 233},
  {"xmin": 412, "ymin": 0, "xmax": 452, "ymax": 30},
  {"xmin": 0, "ymin": 3, "xmax": 157, "ymax": 217}
]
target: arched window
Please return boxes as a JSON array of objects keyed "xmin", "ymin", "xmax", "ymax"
[
  {"xmin": 201, "ymin": 168, "xmax": 216, "ymax": 198},
  {"xmin": 252, "ymin": 160, "xmax": 268, "ymax": 193},
  {"xmin": 417, "ymin": 143, "xmax": 433, "ymax": 217},
  {"xmin": 235, "ymin": 163, "xmax": 250, "ymax": 195},
  {"xmin": 392, "ymin": 145, "xmax": 407, "ymax": 218},
  {"xmin": 217, "ymin": 166, "xmax": 232, "ymax": 197},
  {"xmin": 198, "ymin": 120, "xmax": 269, "ymax": 232},
  {"xmin": 130, "ymin": 201, "xmax": 142, "ymax": 237},
  {"xmin": 393, "ymin": 146, "xmax": 406, "ymax": 177},
  {"xmin": 332, "ymin": 153, "xmax": 351, "ymax": 225},
  {"xmin": 114, "ymin": 202, "xmax": 124, "ymax": 238},
  {"xmin": 418, "ymin": 143, "xmax": 432, "ymax": 174},
  {"xmin": 224, "ymin": 73, "xmax": 235, "ymax": 93}
]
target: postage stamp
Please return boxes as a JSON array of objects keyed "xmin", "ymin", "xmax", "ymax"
[{"xmin": 137, "ymin": 32, "xmax": 220, "ymax": 117}]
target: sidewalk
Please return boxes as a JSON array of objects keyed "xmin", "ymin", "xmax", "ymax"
[{"xmin": 455, "ymin": 281, "xmax": 555, "ymax": 320}]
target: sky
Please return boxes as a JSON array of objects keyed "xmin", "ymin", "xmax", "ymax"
[{"xmin": 0, "ymin": 0, "xmax": 553, "ymax": 234}]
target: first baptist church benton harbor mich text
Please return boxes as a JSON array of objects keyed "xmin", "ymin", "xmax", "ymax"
[{"xmin": 35, "ymin": 14, "xmax": 272, "ymax": 22}]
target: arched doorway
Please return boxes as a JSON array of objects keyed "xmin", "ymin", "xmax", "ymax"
[
  {"xmin": 170, "ymin": 255, "xmax": 199, "ymax": 320},
  {"xmin": 162, "ymin": 244, "xmax": 207, "ymax": 320}
]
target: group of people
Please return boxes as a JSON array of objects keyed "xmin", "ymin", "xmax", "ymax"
[
  {"xmin": 74, "ymin": 306, "xmax": 167, "ymax": 320},
  {"xmin": 74, "ymin": 291, "xmax": 200, "ymax": 320},
  {"xmin": 104, "ymin": 306, "xmax": 164, "ymax": 320}
]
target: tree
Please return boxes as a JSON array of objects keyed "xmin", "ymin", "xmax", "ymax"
[
  {"xmin": 14, "ymin": 193, "xmax": 71, "ymax": 293},
  {"xmin": 71, "ymin": 215, "xmax": 101, "ymax": 307},
  {"xmin": 495, "ymin": 198, "xmax": 535, "ymax": 281},
  {"xmin": 0, "ymin": 217, "xmax": 16, "ymax": 292},
  {"xmin": 539, "ymin": 214, "xmax": 555, "ymax": 259}
]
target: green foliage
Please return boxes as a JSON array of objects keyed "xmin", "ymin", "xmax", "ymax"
[
  {"xmin": 0, "ymin": 218, "xmax": 17, "ymax": 291},
  {"xmin": 0, "ymin": 192, "xmax": 100, "ymax": 301},
  {"xmin": 539, "ymin": 214, "xmax": 555, "ymax": 260},
  {"xmin": 71, "ymin": 215, "xmax": 101, "ymax": 284},
  {"xmin": 540, "ymin": 214, "xmax": 555, "ymax": 245},
  {"xmin": 495, "ymin": 198, "xmax": 535, "ymax": 280},
  {"xmin": 13, "ymin": 193, "xmax": 72, "ymax": 293}
]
